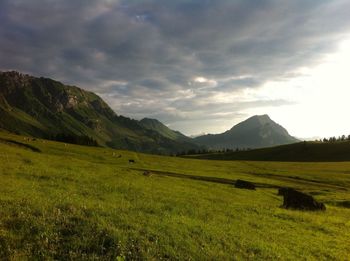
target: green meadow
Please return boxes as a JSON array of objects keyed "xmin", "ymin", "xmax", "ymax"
[{"xmin": 0, "ymin": 131, "xmax": 350, "ymax": 260}]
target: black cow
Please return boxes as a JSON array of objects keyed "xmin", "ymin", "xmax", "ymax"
[{"xmin": 278, "ymin": 188, "xmax": 326, "ymax": 211}]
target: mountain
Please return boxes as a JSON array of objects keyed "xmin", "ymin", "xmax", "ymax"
[
  {"xmin": 0, "ymin": 71, "xmax": 200, "ymax": 154},
  {"xmin": 194, "ymin": 115, "xmax": 299, "ymax": 149},
  {"xmin": 139, "ymin": 118, "xmax": 191, "ymax": 142},
  {"xmin": 139, "ymin": 118, "xmax": 203, "ymax": 152}
]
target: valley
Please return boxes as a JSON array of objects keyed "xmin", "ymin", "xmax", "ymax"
[{"xmin": 1, "ymin": 1, "xmax": 350, "ymax": 259}]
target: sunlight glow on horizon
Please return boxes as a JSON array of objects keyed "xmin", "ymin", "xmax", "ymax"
[{"xmin": 246, "ymin": 37, "xmax": 350, "ymax": 139}]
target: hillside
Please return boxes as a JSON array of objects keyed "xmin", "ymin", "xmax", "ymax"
[
  {"xmin": 0, "ymin": 131, "xmax": 349, "ymax": 259},
  {"xmin": 194, "ymin": 115, "xmax": 299, "ymax": 149},
  {"xmin": 0, "ymin": 71, "xmax": 200, "ymax": 154},
  {"xmin": 187, "ymin": 140, "xmax": 350, "ymax": 162}
]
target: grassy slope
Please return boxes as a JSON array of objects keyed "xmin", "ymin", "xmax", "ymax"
[
  {"xmin": 188, "ymin": 141, "xmax": 350, "ymax": 162},
  {"xmin": 0, "ymin": 131, "xmax": 350, "ymax": 260}
]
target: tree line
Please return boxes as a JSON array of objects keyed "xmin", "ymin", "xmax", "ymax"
[
  {"xmin": 48, "ymin": 133, "xmax": 99, "ymax": 147},
  {"xmin": 176, "ymin": 147, "xmax": 252, "ymax": 156},
  {"xmin": 316, "ymin": 134, "xmax": 350, "ymax": 143},
  {"xmin": 178, "ymin": 134, "xmax": 350, "ymax": 156}
]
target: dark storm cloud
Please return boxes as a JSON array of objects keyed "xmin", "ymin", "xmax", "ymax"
[{"xmin": 1, "ymin": 0, "xmax": 350, "ymax": 134}]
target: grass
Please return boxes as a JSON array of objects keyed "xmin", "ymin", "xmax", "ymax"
[{"xmin": 0, "ymin": 131, "xmax": 350, "ymax": 260}]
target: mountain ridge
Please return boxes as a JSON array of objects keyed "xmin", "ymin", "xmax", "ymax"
[
  {"xmin": 0, "ymin": 71, "xmax": 201, "ymax": 154},
  {"xmin": 139, "ymin": 118, "xmax": 192, "ymax": 142},
  {"xmin": 0, "ymin": 71, "xmax": 299, "ymax": 154}
]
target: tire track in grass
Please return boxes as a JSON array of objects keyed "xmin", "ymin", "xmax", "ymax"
[{"xmin": 129, "ymin": 167, "xmax": 281, "ymax": 189}]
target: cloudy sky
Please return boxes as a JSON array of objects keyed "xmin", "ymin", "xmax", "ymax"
[{"xmin": 1, "ymin": 0, "xmax": 350, "ymax": 138}]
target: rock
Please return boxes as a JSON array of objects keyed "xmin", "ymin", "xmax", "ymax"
[
  {"xmin": 278, "ymin": 188, "xmax": 326, "ymax": 211},
  {"xmin": 234, "ymin": 179, "xmax": 256, "ymax": 190}
]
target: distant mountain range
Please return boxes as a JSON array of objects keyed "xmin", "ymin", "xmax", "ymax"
[
  {"xmin": 194, "ymin": 114, "xmax": 299, "ymax": 149},
  {"xmin": 0, "ymin": 71, "xmax": 298, "ymax": 154}
]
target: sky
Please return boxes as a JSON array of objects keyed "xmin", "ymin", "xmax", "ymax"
[{"xmin": 1, "ymin": 0, "xmax": 350, "ymax": 138}]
